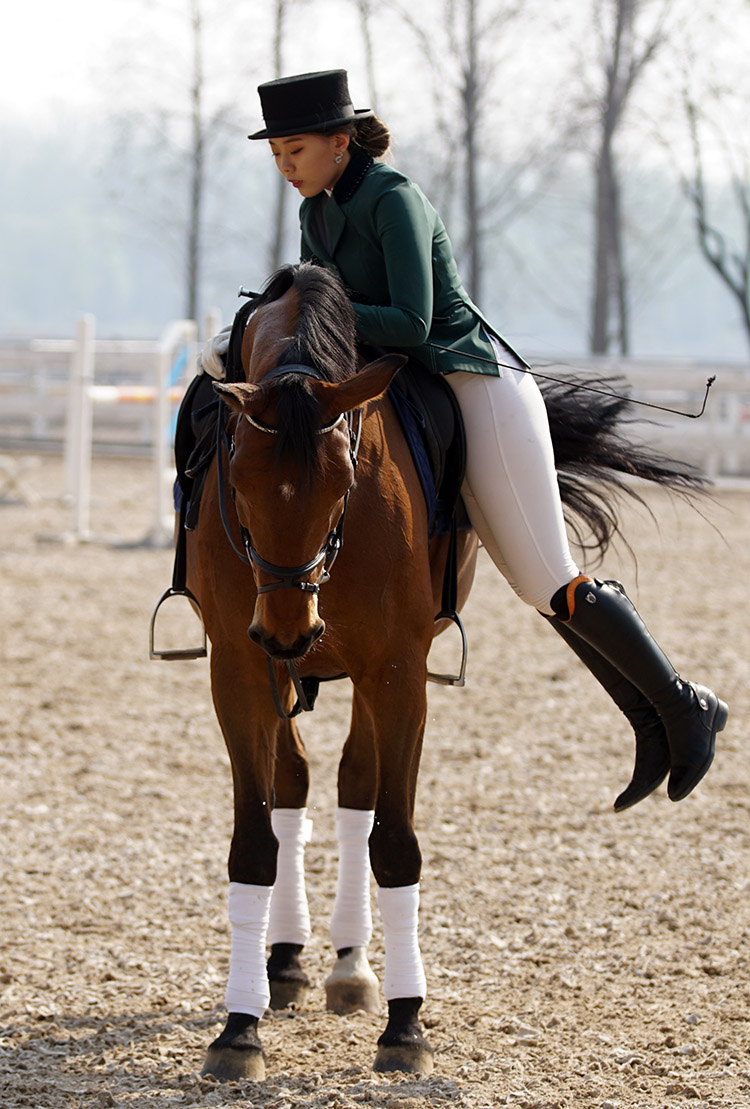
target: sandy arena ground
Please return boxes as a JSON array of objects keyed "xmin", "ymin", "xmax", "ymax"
[{"xmin": 0, "ymin": 455, "xmax": 748, "ymax": 1109}]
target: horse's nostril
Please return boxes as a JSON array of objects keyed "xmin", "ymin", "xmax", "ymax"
[{"xmin": 247, "ymin": 622, "xmax": 325, "ymax": 660}]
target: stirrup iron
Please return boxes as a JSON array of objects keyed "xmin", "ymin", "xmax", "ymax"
[
  {"xmin": 149, "ymin": 586, "xmax": 207, "ymax": 660},
  {"xmin": 427, "ymin": 611, "xmax": 467, "ymax": 687}
]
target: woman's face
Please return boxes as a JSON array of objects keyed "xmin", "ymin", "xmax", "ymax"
[{"xmin": 269, "ymin": 132, "xmax": 350, "ymax": 198}]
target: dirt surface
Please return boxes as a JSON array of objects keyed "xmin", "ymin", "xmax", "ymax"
[{"xmin": 1, "ymin": 455, "xmax": 748, "ymax": 1109}]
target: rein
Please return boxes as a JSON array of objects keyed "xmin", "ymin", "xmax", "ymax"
[
  {"xmin": 422, "ymin": 342, "xmax": 717, "ymax": 420},
  {"xmin": 216, "ymin": 362, "xmax": 361, "ymax": 719},
  {"xmin": 237, "ymin": 290, "xmax": 716, "ymax": 421}
]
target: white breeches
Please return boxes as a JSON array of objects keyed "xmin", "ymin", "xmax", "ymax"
[{"xmin": 446, "ymin": 343, "xmax": 580, "ymax": 615}]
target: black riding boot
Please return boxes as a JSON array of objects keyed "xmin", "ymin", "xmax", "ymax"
[
  {"xmin": 550, "ymin": 577, "xmax": 728, "ymax": 802},
  {"xmin": 547, "ymin": 616, "xmax": 670, "ymax": 811}
]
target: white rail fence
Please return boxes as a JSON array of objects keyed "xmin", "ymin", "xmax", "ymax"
[
  {"xmin": 552, "ymin": 356, "xmax": 750, "ymax": 481},
  {"xmin": 0, "ymin": 314, "xmax": 223, "ymax": 544},
  {"xmin": 1, "ymin": 331, "xmax": 748, "ymax": 544}
]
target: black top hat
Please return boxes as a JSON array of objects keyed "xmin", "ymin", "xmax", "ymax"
[{"xmin": 249, "ymin": 69, "xmax": 373, "ymax": 140}]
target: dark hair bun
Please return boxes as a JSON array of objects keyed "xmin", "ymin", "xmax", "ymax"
[{"xmin": 354, "ymin": 115, "xmax": 390, "ymax": 157}]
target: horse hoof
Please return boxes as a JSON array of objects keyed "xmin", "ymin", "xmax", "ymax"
[
  {"xmin": 267, "ymin": 943, "xmax": 311, "ymax": 1010},
  {"xmin": 201, "ymin": 1012, "xmax": 266, "ymax": 1082},
  {"xmin": 269, "ymin": 976, "xmax": 309, "ymax": 1009},
  {"xmin": 374, "ymin": 996, "xmax": 434, "ymax": 1074},
  {"xmin": 201, "ymin": 1044, "xmax": 266, "ymax": 1082},
  {"xmin": 373, "ymin": 1042, "xmax": 435, "ymax": 1075},
  {"xmin": 325, "ymin": 946, "xmax": 380, "ymax": 1014}
]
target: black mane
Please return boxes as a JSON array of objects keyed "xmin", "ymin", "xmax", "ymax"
[
  {"xmin": 251, "ymin": 263, "xmax": 358, "ymax": 481},
  {"xmin": 263, "ymin": 263, "xmax": 358, "ymax": 383}
]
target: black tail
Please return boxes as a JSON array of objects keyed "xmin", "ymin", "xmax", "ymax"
[{"xmin": 542, "ymin": 374, "xmax": 706, "ymax": 562}]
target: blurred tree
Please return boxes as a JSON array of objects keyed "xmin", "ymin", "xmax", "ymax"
[
  {"xmin": 185, "ymin": 0, "xmax": 208, "ymax": 322},
  {"xmin": 385, "ymin": 0, "xmax": 582, "ymax": 306},
  {"xmin": 354, "ymin": 0, "xmax": 381, "ymax": 112},
  {"xmin": 586, "ymin": 0, "xmax": 673, "ymax": 354},
  {"xmin": 268, "ymin": 0, "xmax": 288, "ymax": 272},
  {"xmin": 267, "ymin": 0, "xmax": 316, "ymax": 271},
  {"xmin": 683, "ymin": 119, "xmax": 750, "ymax": 351},
  {"xmin": 676, "ymin": 8, "xmax": 750, "ymax": 350},
  {"xmin": 103, "ymin": 0, "xmax": 262, "ymax": 324}
]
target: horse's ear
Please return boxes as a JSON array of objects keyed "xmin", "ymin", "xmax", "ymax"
[
  {"xmin": 314, "ymin": 354, "xmax": 407, "ymax": 418},
  {"xmin": 213, "ymin": 380, "xmax": 263, "ymax": 414}
]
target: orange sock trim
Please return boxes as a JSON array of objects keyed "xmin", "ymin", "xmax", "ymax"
[{"xmin": 564, "ymin": 575, "xmax": 593, "ymax": 620}]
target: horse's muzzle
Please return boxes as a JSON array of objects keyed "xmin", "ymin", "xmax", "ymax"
[{"xmin": 247, "ymin": 620, "xmax": 325, "ymax": 660}]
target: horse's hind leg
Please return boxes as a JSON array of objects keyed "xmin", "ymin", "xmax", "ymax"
[
  {"xmin": 267, "ymin": 719, "xmax": 313, "ymax": 1009},
  {"xmin": 325, "ymin": 697, "xmax": 380, "ymax": 1015},
  {"xmin": 325, "ymin": 808, "xmax": 380, "ymax": 1014},
  {"xmin": 367, "ymin": 674, "xmax": 434, "ymax": 1075}
]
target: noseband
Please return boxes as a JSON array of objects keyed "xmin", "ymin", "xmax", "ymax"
[{"xmin": 216, "ymin": 363, "xmax": 361, "ymax": 598}]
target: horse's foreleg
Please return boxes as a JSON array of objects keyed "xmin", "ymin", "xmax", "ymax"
[
  {"xmin": 202, "ymin": 883, "xmax": 272, "ymax": 1080},
  {"xmin": 374, "ymin": 886, "xmax": 432, "ymax": 1074},
  {"xmin": 266, "ymin": 719, "xmax": 313, "ymax": 1009},
  {"xmin": 201, "ymin": 650, "xmax": 279, "ymax": 1082}
]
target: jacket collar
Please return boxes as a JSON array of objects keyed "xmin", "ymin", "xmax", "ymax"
[
  {"xmin": 332, "ymin": 147, "xmax": 373, "ymax": 204},
  {"xmin": 303, "ymin": 148, "xmax": 373, "ymax": 261}
]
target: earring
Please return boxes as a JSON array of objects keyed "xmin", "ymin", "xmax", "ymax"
[{"xmin": 334, "ymin": 152, "xmax": 343, "ymax": 165}]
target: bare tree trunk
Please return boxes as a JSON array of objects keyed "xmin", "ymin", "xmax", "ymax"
[
  {"xmin": 592, "ymin": 117, "xmax": 629, "ymax": 353},
  {"xmin": 186, "ymin": 0, "xmax": 205, "ymax": 322},
  {"xmin": 269, "ymin": 0, "xmax": 288, "ymax": 272},
  {"xmin": 357, "ymin": 0, "xmax": 380, "ymax": 111},
  {"xmin": 683, "ymin": 97, "xmax": 750, "ymax": 349},
  {"xmin": 462, "ymin": 0, "xmax": 482, "ymax": 302},
  {"xmin": 590, "ymin": 0, "xmax": 633, "ymax": 354},
  {"xmin": 589, "ymin": 0, "xmax": 669, "ymax": 354}
]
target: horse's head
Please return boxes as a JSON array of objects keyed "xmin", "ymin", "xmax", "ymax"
[{"xmin": 215, "ymin": 354, "xmax": 405, "ymax": 660}]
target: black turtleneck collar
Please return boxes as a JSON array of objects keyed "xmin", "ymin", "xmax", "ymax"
[{"xmin": 332, "ymin": 147, "xmax": 374, "ymax": 204}]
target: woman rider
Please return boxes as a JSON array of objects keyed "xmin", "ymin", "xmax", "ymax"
[{"xmin": 248, "ymin": 69, "xmax": 728, "ymax": 811}]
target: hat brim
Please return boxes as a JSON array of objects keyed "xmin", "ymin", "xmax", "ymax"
[{"xmin": 248, "ymin": 108, "xmax": 373, "ymax": 141}]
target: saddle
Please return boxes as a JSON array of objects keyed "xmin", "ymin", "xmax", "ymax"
[
  {"xmin": 173, "ymin": 355, "xmax": 467, "ymax": 539},
  {"xmin": 174, "ymin": 372, "xmax": 223, "ymax": 530},
  {"xmin": 384, "ymin": 356, "xmax": 467, "ymax": 538}
]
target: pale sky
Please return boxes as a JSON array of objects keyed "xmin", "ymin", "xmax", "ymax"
[
  {"xmin": 3, "ymin": 0, "xmax": 747, "ymax": 180},
  {"xmin": 0, "ymin": 0, "xmax": 381, "ymax": 127},
  {"xmin": 1, "ymin": 0, "xmax": 574, "ymax": 132},
  {"xmin": 1, "ymin": 1, "xmax": 134, "ymax": 123}
]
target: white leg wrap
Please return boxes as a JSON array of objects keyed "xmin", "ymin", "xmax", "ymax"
[
  {"xmin": 268, "ymin": 808, "xmax": 313, "ymax": 946},
  {"xmin": 224, "ymin": 882, "xmax": 272, "ymax": 1017},
  {"xmin": 377, "ymin": 884, "xmax": 427, "ymax": 1001},
  {"xmin": 330, "ymin": 808, "xmax": 374, "ymax": 951}
]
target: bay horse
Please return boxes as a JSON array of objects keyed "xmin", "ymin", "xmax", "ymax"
[
  {"xmin": 186, "ymin": 262, "xmax": 477, "ymax": 1080},
  {"xmin": 180, "ymin": 262, "xmax": 699, "ymax": 1081}
]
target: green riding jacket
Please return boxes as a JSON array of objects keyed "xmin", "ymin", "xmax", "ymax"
[{"xmin": 299, "ymin": 150, "xmax": 527, "ymax": 377}]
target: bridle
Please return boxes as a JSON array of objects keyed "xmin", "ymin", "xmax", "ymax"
[
  {"xmin": 215, "ymin": 362, "xmax": 361, "ymax": 718},
  {"xmin": 216, "ymin": 363, "xmax": 361, "ymax": 593}
]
